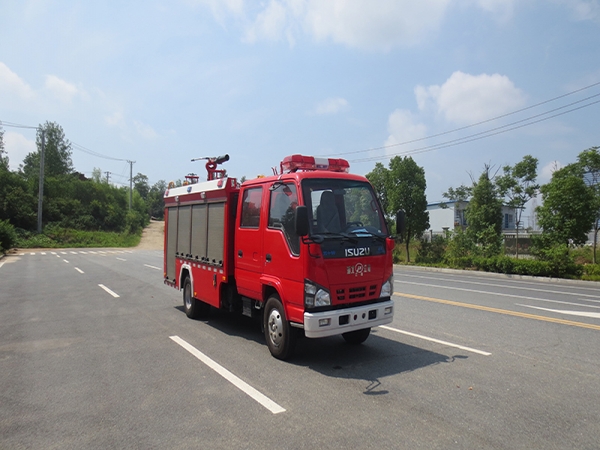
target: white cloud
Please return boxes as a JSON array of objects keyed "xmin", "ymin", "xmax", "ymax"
[
  {"xmin": 0, "ymin": 62, "xmax": 35, "ymax": 100},
  {"xmin": 44, "ymin": 75, "xmax": 88, "ymax": 103},
  {"xmin": 314, "ymin": 97, "xmax": 348, "ymax": 115},
  {"xmin": 416, "ymin": 71, "xmax": 526, "ymax": 124},
  {"xmin": 244, "ymin": 0, "xmax": 288, "ymax": 43},
  {"xmin": 301, "ymin": 0, "xmax": 451, "ymax": 50},
  {"xmin": 384, "ymin": 109, "xmax": 427, "ymax": 153},
  {"xmin": 134, "ymin": 120, "xmax": 159, "ymax": 140},
  {"xmin": 4, "ymin": 131, "xmax": 37, "ymax": 171},
  {"xmin": 540, "ymin": 160, "xmax": 565, "ymax": 183},
  {"xmin": 474, "ymin": 0, "xmax": 517, "ymax": 20},
  {"xmin": 105, "ymin": 111, "xmax": 125, "ymax": 128},
  {"xmin": 555, "ymin": 0, "xmax": 600, "ymax": 22},
  {"xmin": 189, "ymin": 0, "xmax": 245, "ymax": 24},
  {"xmin": 196, "ymin": 0, "xmax": 596, "ymax": 51},
  {"xmin": 202, "ymin": 0, "xmax": 452, "ymax": 50}
]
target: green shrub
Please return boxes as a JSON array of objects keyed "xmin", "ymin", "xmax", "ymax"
[
  {"xmin": 0, "ymin": 219, "xmax": 17, "ymax": 252},
  {"xmin": 582, "ymin": 264, "xmax": 600, "ymax": 281},
  {"xmin": 444, "ymin": 228, "xmax": 476, "ymax": 267},
  {"xmin": 416, "ymin": 235, "xmax": 447, "ymax": 264}
]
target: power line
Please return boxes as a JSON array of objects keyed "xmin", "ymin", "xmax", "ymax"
[
  {"xmin": 324, "ymin": 80, "xmax": 600, "ymax": 158},
  {"xmin": 1, "ymin": 119, "xmax": 131, "ymax": 162},
  {"xmin": 0, "ymin": 120, "xmax": 38, "ymax": 130},
  {"xmin": 350, "ymin": 98, "xmax": 600, "ymax": 163},
  {"xmin": 71, "ymin": 141, "xmax": 129, "ymax": 162}
]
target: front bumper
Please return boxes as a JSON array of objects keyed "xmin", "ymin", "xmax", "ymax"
[{"xmin": 303, "ymin": 299, "xmax": 394, "ymax": 338}]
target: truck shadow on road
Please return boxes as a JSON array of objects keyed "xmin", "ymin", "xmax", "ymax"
[
  {"xmin": 175, "ymin": 306, "xmax": 461, "ymax": 391},
  {"xmin": 292, "ymin": 328, "xmax": 462, "ymax": 387}
]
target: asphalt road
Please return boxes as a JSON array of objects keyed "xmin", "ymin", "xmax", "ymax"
[{"xmin": 1, "ymin": 249, "xmax": 599, "ymax": 449}]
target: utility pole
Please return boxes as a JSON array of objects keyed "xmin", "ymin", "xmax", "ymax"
[
  {"xmin": 128, "ymin": 160, "xmax": 135, "ymax": 210},
  {"xmin": 105, "ymin": 171, "xmax": 111, "ymax": 184},
  {"xmin": 37, "ymin": 128, "xmax": 45, "ymax": 234}
]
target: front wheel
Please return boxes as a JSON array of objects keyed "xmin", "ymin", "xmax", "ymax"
[
  {"xmin": 264, "ymin": 295, "xmax": 296, "ymax": 360},
  {"xmin": 342, "ymin": 328, "xmax": 371, "ymax": 345}
]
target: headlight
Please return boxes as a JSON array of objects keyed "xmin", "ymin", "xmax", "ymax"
[
  {"xmin": 305, "ymin": 280, "xmax": 331, "ymax": 308},
  {"xmin": 380, "ymin": 275, "xmax": 394, "ymax": 297}
]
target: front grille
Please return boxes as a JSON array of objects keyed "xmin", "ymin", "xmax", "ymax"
[{"xmin": 335, "ymin": 284, "xmax": 378, "ymax": 301}]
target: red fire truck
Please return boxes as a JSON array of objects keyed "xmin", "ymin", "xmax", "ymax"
[{"xmin": 164, "ymin": 154, "xmax": 401, "ymax": 359}]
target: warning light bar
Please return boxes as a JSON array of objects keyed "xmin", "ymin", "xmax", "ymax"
[{"xmin": 280, "ymin": 154, "xmax": 350, "ymax": 174}]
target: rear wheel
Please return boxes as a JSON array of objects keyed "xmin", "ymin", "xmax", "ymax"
[
  {"xmin": 342, "ymin": 328, "xmax": 371, "ymax": 345},
  {"xmin": 183, "ymin": 276, "xmax": 210, "ymax": 319},
  {"xmin": 264, "ymin": 295, "xmax": 296, "ymax": 360}
]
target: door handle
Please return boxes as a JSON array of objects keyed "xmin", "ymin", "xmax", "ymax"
[
  {"xmin": 238, "ymin": 250, "xmax": 243, "ymax": 257},
  {"xmin": 266, "ymin": 254, "xmax": 272, "ymax": 263}
]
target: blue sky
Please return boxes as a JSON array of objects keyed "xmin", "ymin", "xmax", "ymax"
[{"xmin": 1, "ymin": 0, "xmax": 599, "ymax": 221}]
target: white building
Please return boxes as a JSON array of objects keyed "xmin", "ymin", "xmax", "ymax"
[{"xmin": 427, "ymin": 201, "xmax": 517, "ymax": 234}]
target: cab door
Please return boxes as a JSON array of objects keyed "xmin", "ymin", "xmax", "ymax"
[
  {"xmin": 234, "ymin": 185, "xmax": 265, "ymax": 299},
  {"xmin": 262, "ymin": 182, "xmax": 304, "ymax": 322}
]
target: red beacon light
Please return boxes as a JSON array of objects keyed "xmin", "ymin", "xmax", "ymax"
[{"xmin": 280, "ymin": 154, "xmax": 350, "ymax": 174}]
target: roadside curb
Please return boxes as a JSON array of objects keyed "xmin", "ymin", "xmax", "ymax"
[{"xmin": 394, "ymin": 263, "xmax": 599, "ymax": 287}]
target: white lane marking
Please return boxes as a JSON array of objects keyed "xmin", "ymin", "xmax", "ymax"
[
  {"xmin": 70, "ymin": 251, "xmax": 77, "ymax": 254},
  {"xmin": 80, "ymin": 251, "xmax": 88, "ymax": 254},
  {"xmin": 30, "ymin": 252, "xmax": 35, "ymax": 255},
  {"xmin": 89, "ymin": 251, "xmax": 97, "ymax": 254},
  {"xmin": 56, "ymin": 255, "xmax": 60, "ymax": 258},
  {"xmin": 398, "ymin": 272, "xmax": 600, "ymax": 295},
  {"xmin": 51, "ymin": 252, "xmax": 56, "ymax": 255},
  {"xmin": 41, "ymin": 252, "xmax": 46, "ymax": 255},
  {"xmin": 63, "ymin": 259, "xmax": 69, "ymax": 263},
  {"xmin": 380, "ymin": 326, "xmax": 491, "ymax": 356},
  {"xmin": 61, "ymin": 252, "xmax": 67, "ymax": 255},
  {"xmin": 144, "ymin": 264, "xmax": 161, "ymax": 270},
  {"xmin": 397, "ymin": 280, "xmax": 578, "ymax": 304},
  {"xmin": 517, "ymin": 304, "xmax": 600, "ymax": 319},
  {"xmin": 0, "ymin": 262, "xmax": 4, "ymax": 269},
  {"xmin": 75, "ymin": 267, "xmax": 84, "ymax": 274},
  {"xmin": 98, "ymin": 284, "xmax": 120, "ymax": 298},
  {"xmin": 527, "ymin": 298, "xmax": 600, "ymax": 309},
  {"xmin": 116, "ymin": 257, "xmax": 126, "ymax": 261},
  {"xmin": 169, "ymin": 335, "xmax": 286, "ymax": 414}
]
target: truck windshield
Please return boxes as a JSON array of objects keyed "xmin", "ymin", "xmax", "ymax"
[{"xmin": 302, "ymin": 179, "xmax": 388, "ymax": 238}]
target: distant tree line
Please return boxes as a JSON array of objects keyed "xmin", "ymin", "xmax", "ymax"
[
  {"xmin": 0, "ymin": 121, "xmax": 167, "ymax": 251},
  {"xmin": 367, "ymin": 148, "xmax": 600, "ymax": 279}
]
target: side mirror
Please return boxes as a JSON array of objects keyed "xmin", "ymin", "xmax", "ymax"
[
  {"xmin": 295, "ymin": 205, "xmax": 309, "ymax": 237},
  {"xmin": 395, "ymin": 210, "xmax": 405, "ymax": 242}
]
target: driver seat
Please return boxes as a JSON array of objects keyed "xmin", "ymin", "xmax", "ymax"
[{"xmin": 316, "ymin": 191, "xmax": 341, "ymax": 233}]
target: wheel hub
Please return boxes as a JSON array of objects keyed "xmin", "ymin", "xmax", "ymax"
[{"xmin": 267, "ymin": 309, "xmax": 283, "ymax": 347}]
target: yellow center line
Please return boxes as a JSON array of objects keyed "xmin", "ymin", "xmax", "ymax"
[{"xmin": 393, "ymin": 292, "xmax": 600, "ymax": 332}]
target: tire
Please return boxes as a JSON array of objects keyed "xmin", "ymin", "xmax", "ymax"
[
  {"xmin": 264, "ymin": 295, "xmax": 296, "ymax": 360},
  {"xmin": 342, "ymin": 328, "xmax": 371, "ymax": 345},
  {"xmin": 183, "ymin": 276, "xmax": 210, "ymax": 319}
]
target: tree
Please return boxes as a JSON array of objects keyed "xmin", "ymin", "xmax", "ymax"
[
  {"xmin": 496, "ymin": 155, "xmax": 539, "ymax": 258},
  {"xmin": 91, "ymin": 167, "xmax": 103, "ymax": 183},
  {"xmin": 466, "ymin": 165, "xmax": 503, "ymax": 257},
  {"xmin": 366, "ymin": 162, "xmax": 390, "ymax": 218},
  {"xmin": 368, "ymin": 156, "xmax": 429, "ymax": 262},
  {"xmin": 147, "ymin": 180, "xmax": 167, "ymax": 220},
  {"xmin": 0, "ymin": 125, "xmax": 8, "ymax": 171},
  {"xmin": 536, "ymin": 166, "xmax": 595, "ymax": 247},
  {"xmin": 575, "ymin": 146, "xmax": 600, "ymax": 263},
  {"xmin": 20, "ymin": 121, "xmax": 73, "ymax": 179},
  {"xmin": 133, "ymin": 173, "xmax": 150, "ymax": 199}
]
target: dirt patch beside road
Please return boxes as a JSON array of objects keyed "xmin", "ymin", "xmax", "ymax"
[{"xmin": 136, "ymin": 220, "xmax": 164, "ymax": 250}]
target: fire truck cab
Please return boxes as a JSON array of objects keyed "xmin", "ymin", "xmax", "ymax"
[{"xmin": 164, "ymin": 154, "xmax": 398, "ymax": 360}]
